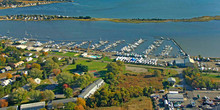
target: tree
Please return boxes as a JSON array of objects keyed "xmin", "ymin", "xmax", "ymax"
[
  {"xmin": 64, "ymin": 88, "xmax": 73, "ymax": 98},
  {"xmin": 154, "ymin": 70, "xmax": 161, "ymax": 77},
  {"xmin": 106, "ymin": 62, "xmax": 120, "ymax": 74},
  {"xmin": 42, "ymin": 90, "xmax": 55, "ymax": 101},
  {"xmin": 28, "ymin": 90, "xmax": 42, "ymax": 102},
  {"xmin": 52, "ymin": 57, "xmax": 58, "ymax": 63},
  {"xmin": 42, "ymin": 52, "xmax": 48, "ymax": 56},
  {"xmin": 76, "ymin": 98, "xmax": 86, "ymax": 107},
  {"xmin": 76, "ymin": 64, "xmax": 88, "ymax": 72},
  {"xmin": 52, "ymin": 69, "xmax": 61, "ymax": 76},
  {"xmin": 0, "ymin": 55, "xmax": 6, "ymax": 66},
  {"xmin": 72, "ymin": 59, "xmax": 76, "ymax": 65},
  {"xmin": 29, "ymin": 68, "xmax": 43, "ymax": 79},
  {"xmin": 56, "ymin": 73, "xmax": 74, "ymax": 85},
  {"xmin": 6, "ymin": 73, "xmax": 12, "ymax": 79},
  {"xmin": 0, "ymin": 86, "xmax": 4, "ymax": 98},
  {"xmin": 44, "ymin": 58, "xmax": 59, "ymax": 72},
  {"xmin": 25, "ymin": 64, "xmax": 32, "ymax": 70},
  {"xmin": 0, "ymin": 99, "xmax": 8, "ymax": 108},
  {"xmin": 31, "ymin": 63, "xmax": 41, "ymax": 70},
  {"xmin": 37, "ymin": 57, "xmax": 43, "ymax": 64},
  {"xmin": 10, "ymin": 88, "xmax": 28, "ymax": 105},
  {"xmin": 74, "ymin": 104, "xmax": 85, "ymax": 110},
  {"xmin": 64, "ymin": 102, "xmax": 76, "ymax": 110}
]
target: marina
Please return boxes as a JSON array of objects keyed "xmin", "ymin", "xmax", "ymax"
[{"xmin": 120, "ymin": 38, "xmax": 144, "ymax": 53}]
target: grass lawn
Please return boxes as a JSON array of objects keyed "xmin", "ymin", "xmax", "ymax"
[
  {"xmin": 102, "ymin": 56, "xmax": 113, "ymax": 62},
  {"xmin": 52, "ymin": 52, "xmax": 79, "ymax": 57},
  {"xmin": 62, "ymin": 59, "xmax": 108, "ymax": 74},
  {"xmin": 40, "ymin": 79, "xmax": 52, "ymax": 85},
  {"xmin": 202, "ymin": 73, "xmax": 220, "ymax": 83}
]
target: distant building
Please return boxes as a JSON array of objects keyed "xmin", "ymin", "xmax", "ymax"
[
  {"xmin": 47, "ymin": 98, "xmax": 77, "ymax": 109},
  {"xmin": 1, "ymin": 79, "xmax": 13, "ymax": 86},
  {"xmin": 174, "ymin": 56, "xmax": 195, "ymax": 67},
  {"xmin": 78, "ymin": 79, "xmax": 105, "ymax": 99},
  {"xmin": 20, "ymin": 101, "xmax": 45, "ymax": 110},
  {"xmin": 0, "ymin": 69, "xmax": 6, "ymax": 73},
  {"xmin": 16, "ymin": 45, "xmax": 27, "ymax": 49},
  {"xmin": 25, "ymin": 57, "xmax": 33, "ymax": 62},
  {"xmin": 167, "ymin": 77, "xmax": 176, "ymax": 84},
  {"xmin": 25, "ymin": 53, "xmax": 33, "ymax": 57},
  {"xmin": 167, "ymin": 93, "xmax": 184, "ymax": 103},
  {"xmin": 4, "ymin": 66, "xmax": 12, "ymax": 71}
]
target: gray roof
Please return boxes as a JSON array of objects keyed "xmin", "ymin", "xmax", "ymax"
[
  {"xmin": 167, "ymin": 94, "xmax": 184, "ymax": 102},
  {"xmin": 168, "ymin": 77, "xmax": 176, "ymax": 82},
  {"xmin": 20, "ymin": 101, "xmax": 45, "ymax": 110},
  {"xmin": 79, "ymin": 79, "xmax": 104, "ymax": 98},
  {"xmin": 47, "ymin": 98, "xmax": 77, "ymax": 109}
]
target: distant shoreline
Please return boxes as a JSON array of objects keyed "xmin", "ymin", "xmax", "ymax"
[{"xmin": 0, "ymin": 15, "xmax": 219, "ymax": 23}]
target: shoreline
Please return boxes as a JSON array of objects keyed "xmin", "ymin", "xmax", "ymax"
[{"xmin": 0, "ymin": 15, "xmax": 219, "ymax": 23}]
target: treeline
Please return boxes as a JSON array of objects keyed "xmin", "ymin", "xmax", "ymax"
[
  {"xmin": 86, "ymin": 61, "xmax": 154, "ymax": 107},
  {"xmin": 183, "ymin": 67, "xmax": 220, "ymax": 89}
]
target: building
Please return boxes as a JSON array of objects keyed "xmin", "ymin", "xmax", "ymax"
[
  {"xmin": 13, "ymin": 61, "xmax": 24, "ymax": 68},
  {"xmin": 34, "ymin": 78, "xmax": 41, "ymax": 84},
  {"xmin": 4, "ymin": 66, "xmax": 12, "ymax": 71},
  {"xmin": 167, "ymin": 93, "xmax": 184, "ymax": 103},
  {"xmin": 47, "ymin": 98, "xmax": 77, "ymax": 109},
  {"xmin": 167, "ymin": 77, "xmax": 176, "ymax": 84},
  {"xmin": 78, "ymin": 79, "xmax": 105, "ymax": 99},
  {"xmin": 16, "ymin": 45, "xmax": 27, "ymax": 49},
  {"xmin": 1, "ymin": 79, "xmax": 13, "ymax": 86},
  {"xmin": 20, "ymin": 101, "xmax": 45, "ymax": 110},
  {"xmin": 25, "ymin": 53, "xmax": 33, "ymax": 57},
  {"xmin": 174, "ymin": 56, "xmax": 195, "ymax": 67},
  {"xmin": 25, "ymin": 57, "xmax": 33, "ymax": 62},
  {"xmin": 0, "ymin": 69, "xmax": 5, "ymax": 73}
]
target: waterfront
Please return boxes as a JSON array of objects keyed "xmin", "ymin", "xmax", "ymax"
[
  {"xmin": 0, "ymin": 20, "xmax": 220, "ymax": 57},
  {"xmin": 0, "ymin": 0, "xmax": 219, "ymax": 19}
]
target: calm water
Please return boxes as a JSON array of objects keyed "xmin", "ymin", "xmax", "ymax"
[
  {"xmin": 0, "ymin": 0, "xmax": 220, "ymax": 18},
  {"xmin": 0, "ymin": 20, "xmax": 219, "ymax": 57}
]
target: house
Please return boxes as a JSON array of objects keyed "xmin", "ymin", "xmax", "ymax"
[
  {"xmin": 78, "ymin": 79, "xmax": 105, "ymax": 99},
  {"xmin": 25, "ymin": 57, "xmax": 33, "ymax": 62},
  {"xmin": 34, "ymin": 55, "xmax": 39, "ymax": 58},
  {"xmin": 16, "ymin": 45, "xmax": 27, "ymax": 49},
  {"xmin": 21, "ymin": 71, "xmax": 28, "ymax": 75},
  {"xmin": 42, "ymin": 48, "xmax": 50, "ymax": 52},
  {"xmin": 32, "ymin": 47, "xmax": 43, "ymax": 52},
  {"xmin": 25, "ymin": 53, "xmax": 33, "ymax": 57},
  {"xmin": 0, "ymin": 69, "xmax": 5, "ymax": 73},
  {"xmin": 34, "ymin": 78, "xmax": 41, "ymax": 84},
  {"xmin": 167, "ymin": 93, "xmax": 184, "ymax": 103},
  {"xmin": 20, "ymin": 101, "xmax": 45, "ymax": 110},
  {"xmin": 13, "ymin": 61, "xmax": 24, "ymax": 68},
  {"xmin": 1, "ymin": 79, "xmax": 13, "ymax": 86},
  {"xmin": 4, "ymin": 66, "xmax": 12, "ymax": 71},
  {"xmin": 174, "ymin": 56, "xmax": 195, "ymax": 67},
  {"xmin": 168, "ymin": 77, "xmax": 176, "ymax": 84}
]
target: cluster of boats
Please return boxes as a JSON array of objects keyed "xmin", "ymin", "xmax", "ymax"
[
  {"xmin": 73, "ymin": 41, "xmax": 88, "ymax": 48},
  {"xmin": 120, "ymin": 38, "xmax": 144, "ymax": 53},
  {"xmin": 116, "ymin": 56, "xmax": 158, "ymax": 65},
  {"xmin": 115, "ymin": 52, "xmax": 147, "ymax": 58},
  {"xmin": 91, "ymin": 40, "xmax": 109, "ymax": 49},
  {"xmin": 101, "ymin": 40, "xmax": 125, "ymax": 52},
  {"xmin": 159, "ymin": 45, "xmax": 173, "ymax": 57},
  {"xmin": 143, "ymin": 39, "xmax": 164, "ymax": 55}
]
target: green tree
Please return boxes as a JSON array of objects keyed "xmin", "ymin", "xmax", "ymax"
[
  {"xmin": 76, "ymin": 64, "xmax": 88, "ymax": 72},
  {"xmin": 10, "ymin": 88, "xmax": 28, "ymax": 105},
  {"xmin": 64, "ymin": 102, "xmax": 76, "ymax": 110},
  {"xmin": 72, "ymin": 59, "xmax": 76, "ymax": 65},
  {"xmin": 28, "ymin": 90, "xmax": 42, "ymax": 102},
  {"xmin": 43, "ymin": 90, "xmax": 55, "ymax": 101},
  {"xmin": 0, "ymin": 55, "xmax": 6, "ymax": 66},
  {"xmin": 52, "ymin": 57, "xmax": 59, "ymax": 63},
  {"xmin": 56, "ymin": 72, "xmax": 74, "ymax": 85},
  {"xmin": 29, "ymin": 68, "xmax": 43, "ymax": 79},
  {"xmin": 64, "ymin": 88, "xmax": 73, "ymax": 98},
  {"xmin": 37, "ymin": 57, "xmax": 43, "ymax": 65},
  {"xmin": 154, "ymin": 70, "xmax": 161, "ymax": 77},
  {"xmin": 0, "ymin": 86, "xmax": 5, "ymax": 98},
  {"xmin": 106, "ymin": 62, "xmax": 120, "ymax": 74}
]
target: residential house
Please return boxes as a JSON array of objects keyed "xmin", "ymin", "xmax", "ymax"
[
  {"xmin": 4, "ymin": 66, "xmax": 12, "ymax": 71},
  {"xmin": 78, "ymin": 79, "xmax": 105, "ymax": 99},
  {"xmin": 34, "ymin": 78, "xmax": 41, "ymax": 84},
  {"xmin": 47, "ymin": 98, "xmax": 77, "ymax": 109},
  {"xmin": 20, "ymin": 101, "xmax": 45, "ymax": 110},
  {"xmin": 25, "ymin": 57, "xmax": 33, "ymax": 62},
  {"xmin": 167, "ymin": 93, "xmax": 184, "ymax": 103},
  {"xmin": 1, "ymin": 79, "xmax": 13, "ymax": 86},
  {"xmin": 168, "ymin": 77, "xmax": 176, "ymax": 84},
  {"xmin": 0, "ymin": 69, "xmax": 5, "ymax": 73},
  {"xmin": 25, "ymin": 53, "xmax": 33, "ymax": 57}
]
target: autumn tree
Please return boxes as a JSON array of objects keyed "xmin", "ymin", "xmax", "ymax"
[
  {"xmin": 77, "ymin": 98, "xmax": 86, "ymax": 107},
  {"xmin": 0, "ymin": 99, "xmax": 8, "ymax": 108},
  {"xmin": 42, "ymin": 52, "xmax": 48, "ymax": 56},
  {"xmin": 52, "ymin": 69, "xmax": 61, "ymax": 76},
  {"xmin": 74, "ymin": 104, "xmax": 85, "ymax": 110},
  {"xmin": 31, "ymin": 63, "xmax": 41, "ymax": 70},
  {"xmin": 64, "ymin": 102, "xmax": 76, "ymax": 110},
  {"xmin": 25, "ymin": 64, "xmax": 32, "ymax": 70},
  {"xmin": 6, "ymin": 73, "xmax": 12, "ymax": 79},
  {"xmin": 0, "ymin": 55, "xmax": 6, "ymax": 66}
]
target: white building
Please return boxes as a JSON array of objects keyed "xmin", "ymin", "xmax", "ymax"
[
  {"xmin": 25, "ymin": 57, "xmax": 33, "ymax": 62},
  {"xmin": 34, "ymin": 78, "xmax": 41, "ymax": 84},
  {"xmin": 25, "ymin": 53, "xmax": 33, "ymax": 57},
  {"xmin": 1, "ymin": 79, "xmax": 13, "ymax": 86},
  {"xmin": 78, "ymin": 79, "xmax": 105, "ymax": 99}
]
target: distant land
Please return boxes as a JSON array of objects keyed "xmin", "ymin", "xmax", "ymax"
[{"xmin": 0, "ymin": 15, "xmax": 220, "ymax": 23}]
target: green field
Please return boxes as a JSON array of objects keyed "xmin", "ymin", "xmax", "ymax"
[
  {"xmin": 202, "ymin": 73, "xmax": 220, "ymax": 79},
  {"xmin": 62, "ymin": 59, "xmax": 108, "ymax": 74},
  {"xmin": 52, "ymin": 52, "xmax": 79, "ymax": 57}
]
